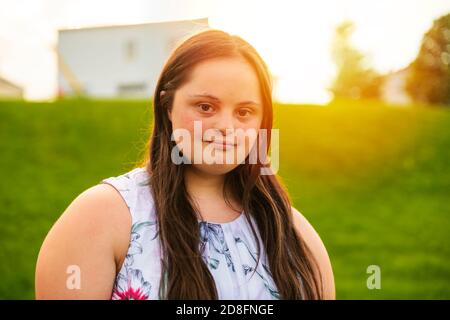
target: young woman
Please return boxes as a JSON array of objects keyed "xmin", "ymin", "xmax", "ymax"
[{"xmin": 35, "ymin": 29, "xmax": 335, "ymax": 300}]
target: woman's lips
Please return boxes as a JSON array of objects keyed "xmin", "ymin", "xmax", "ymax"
[{"xmin": 203, "ymin": 139, "xmax": 237, "ymax": 150}]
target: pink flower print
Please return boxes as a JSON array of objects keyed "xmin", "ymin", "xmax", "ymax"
[{"xmin": 111, "ymin": 269, "xmax": 151, "ymax": 300}]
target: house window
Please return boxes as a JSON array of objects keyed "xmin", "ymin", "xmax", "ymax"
[
  {"xmin": 117, "ymin": 82, "xmax": 147, "ymax": 97},
  {"xmin": 125, "ymin": 40, "xmax": 136, "ymax": 62}
]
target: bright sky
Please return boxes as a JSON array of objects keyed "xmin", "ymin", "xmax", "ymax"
[{"xmin": 0, "ymin": 0, "xmax": 449, "ymax": 103}]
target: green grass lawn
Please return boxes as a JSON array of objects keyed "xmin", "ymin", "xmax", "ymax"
[{"xmin": 0, "ymin": 98, "xmax": 449, "ymax": 299}]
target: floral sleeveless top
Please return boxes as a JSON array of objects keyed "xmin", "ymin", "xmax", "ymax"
[{"xmin": 100, "ymin": 167, "xmax": 280, "ymax": 300}]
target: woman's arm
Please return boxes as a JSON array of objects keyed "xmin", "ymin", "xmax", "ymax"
[
  {"xmin": 35, "ymin": 184, "xmax": 131, "ymax": 299},
  {"xmin": 291, "ymin": 207, "xmax": 336, "ymax": 299}
]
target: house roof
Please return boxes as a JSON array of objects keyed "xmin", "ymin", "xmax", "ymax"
[
  {"xmin": 0, "ymin": 76, "xmax": 22, "ymax": 90},
  {"xmin": 58, "ymin": 16, "xmax": 209, "ymax": 33}
]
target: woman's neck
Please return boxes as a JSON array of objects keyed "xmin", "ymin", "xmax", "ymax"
[
  {"xmin": 184, "ymin": 166, "xmax": 225, "ymax": 200},
  {"xmin": 184, "ymin": 166, "xmax": 242, "ymax": 222}
]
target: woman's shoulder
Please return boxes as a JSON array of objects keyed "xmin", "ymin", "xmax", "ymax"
[
  {"xmin": 61, "ymin": 180, "xmax": 135, "ymax": 258},
  {"xmin": 56, "ymin": 167, "xmax": 154, "ymax": 268},
  {"xmin": 65, "ymin": 166, "xmax": 152, "ymax": 236},
  {"xmin": 35, "ymin": 180, "xmax": 134, "ymax": 298},
  {"xmin": 64, "ymin": 166, "xmax": 151, "ymax": 222},
  {"xmin": 291, "ymin": 206, "xmax": 336, "ymax": 299},
  {"xmin": 73, "ymin": 182, "xmax": 133, "ymax": 227},
  {"xmin": 100, "ymin": 167, "xmax": 154, "ymax": 215}
]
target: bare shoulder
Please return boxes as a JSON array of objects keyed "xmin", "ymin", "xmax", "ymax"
[
  {"xmin": 291, "ymin": 206, "xmax": 336, "ymax": 299},
  {"xmin": 61, "ymin": 183, "xmax": 132, "ymax": 232},
  {"xmin": 35, "ymin": 183, "xmax": 131, "ymax": 299},
  {"xmin": 47, "ymin": 183, "xmax": 132, "ymax": 259}
]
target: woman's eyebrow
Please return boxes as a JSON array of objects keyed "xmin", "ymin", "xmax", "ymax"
[{"xmin": 187, "ymin": 93, "xmax": 261, "ymax": 106}]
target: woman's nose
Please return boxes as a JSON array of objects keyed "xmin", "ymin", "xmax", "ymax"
[{"xmin": 215, "ymin": 110, "xmax": 236, "ymax": 135}]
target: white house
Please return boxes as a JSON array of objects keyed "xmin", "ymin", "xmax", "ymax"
[{"xmin": 57, "ymin": 17, "xmax": 209, "ymax": 98}]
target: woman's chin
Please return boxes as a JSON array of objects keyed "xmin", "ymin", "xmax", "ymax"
[{"xmin": 191, "ymin": 162, "xmax": 240, "ymax": 176}]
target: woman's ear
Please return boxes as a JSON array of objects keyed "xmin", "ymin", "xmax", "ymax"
[{"xmin": 160, "ymin": 90, "xmax": 171, "ymax": 121}]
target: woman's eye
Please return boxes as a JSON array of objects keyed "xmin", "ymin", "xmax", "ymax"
[
  {"xmin": 197, "ymin": 103, "xmax": 214, "ymax": 113},
  {"xmin": 237, "ymin": 108, "xmax": 252, "ymax": 117}
]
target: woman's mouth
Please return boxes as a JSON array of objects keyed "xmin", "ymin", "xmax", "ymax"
[{"xmin": 203, "ymin": 139, "xmax": 237, "ymax": 151}]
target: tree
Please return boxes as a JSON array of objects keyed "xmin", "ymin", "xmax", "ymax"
[
  {"xmin": 406, "ymin": 13, "xmax": 450, "ymax": 105},
  {"xmin": 330, "ymin": 21, "xmax": 382, "ymax": 100}
]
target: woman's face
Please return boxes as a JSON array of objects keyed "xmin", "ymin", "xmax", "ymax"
[{"xmin": 167, "ymin": 57, "xmax": 264, "ymax": 175}]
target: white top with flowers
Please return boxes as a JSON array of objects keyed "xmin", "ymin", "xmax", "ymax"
[{"xmin": 100, "ymin": 167, "xmax": 280, "ymax": 300}]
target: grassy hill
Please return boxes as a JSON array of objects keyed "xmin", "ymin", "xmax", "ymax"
[{"xmin": 0, "ymin": 98, "xmax": 448, "ymax": 299}]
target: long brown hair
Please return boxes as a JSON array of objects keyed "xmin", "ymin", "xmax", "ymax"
[{"xmin": 140, "ymin": 29, "xmax": 323, "ymax": 299}]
